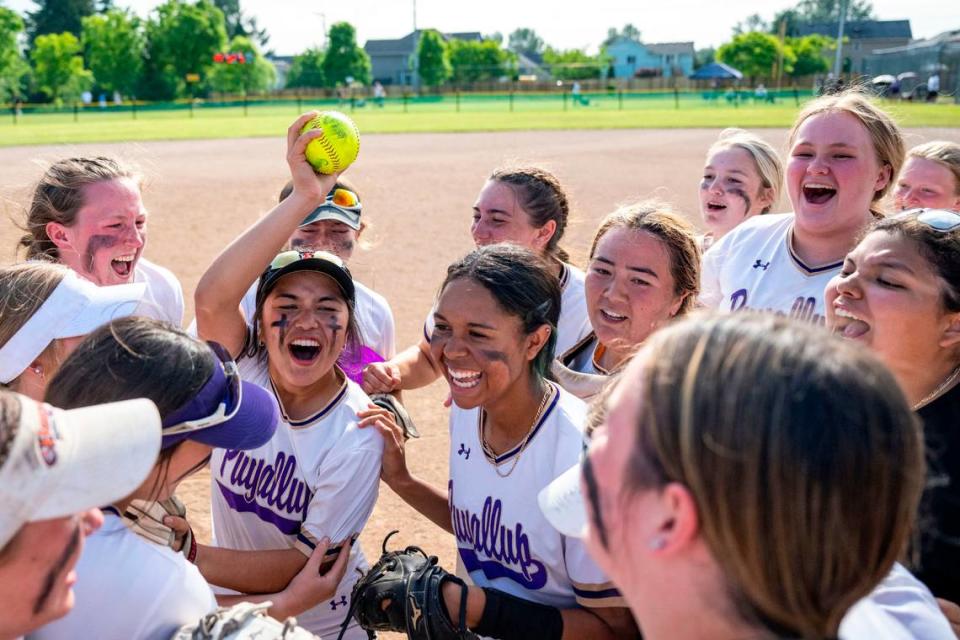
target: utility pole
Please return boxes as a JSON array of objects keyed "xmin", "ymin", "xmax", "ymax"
[
  {"xmin": 833, "ymin": 0, "xmax": 848, "ymax": 77},
  {"xmin": 411, "ymin": 0, "xmax": 420, "ymax": 92},
  {"xmin": 313, "ymin": 12, "xmax": 327, "ymax": 49}
]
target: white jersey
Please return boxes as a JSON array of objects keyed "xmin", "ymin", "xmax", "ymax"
[
  {"xmin": 425, "ymin": 263, "xmax": 591, "ymax": 359},
  {"xmin": 700, "ymin": 213, "xmax": 841, "ymax": 325},
  {"xmin": 135, "ymin": 258, "xmax": 185, "ymax": 327},
  {"xmin": 209, "ymin": 357, "xmax": 383, "ymax": 638},
  {"xmin": 551, "ymin": 333, "xmax": 610, "ymax": 401},
  {"xmin": 240, "ymin": 278, "xmax": 396, "ymax": 360},
  {"xmin": 33, "ymin": 513, "xmax": 215, "ymax": 640},
  {"xmin": 840, "ymin": 563, "xmax": 954, "ymax": 639},
  {"xmin": 448, "ymin": 383, "xmax": 622, "ymax": 618}
]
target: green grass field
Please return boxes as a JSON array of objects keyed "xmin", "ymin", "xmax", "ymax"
[{"xmin": 1, "ymin": 94, "xmax": 957, "ymax": 147}]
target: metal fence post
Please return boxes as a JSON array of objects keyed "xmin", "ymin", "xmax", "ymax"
[
  {"xmin": 563, "ymin": 89, "xmax": 568, "ymax": 111},
  {"xmin": 618, "ymin": 90, "xmax": 623, "ymax": 111}
]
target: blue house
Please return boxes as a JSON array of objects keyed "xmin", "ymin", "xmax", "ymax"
[{"xmin": 606, "ymin": 38, "xmax": 695, "ymax": 78}]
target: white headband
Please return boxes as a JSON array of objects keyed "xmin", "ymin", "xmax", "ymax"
[{"xmin": 0, "ymin": 270, "xmax": 146, "ymax": 383}]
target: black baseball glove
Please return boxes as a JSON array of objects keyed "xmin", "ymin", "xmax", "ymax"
[{"xmin": 335, "ymin": 531, "xmax": 474, "ymax": 640}]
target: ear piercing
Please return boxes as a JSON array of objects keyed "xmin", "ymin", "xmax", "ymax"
[{"xmin": 648, "ymin": 536, "xmax": 667, "ymax": 551}]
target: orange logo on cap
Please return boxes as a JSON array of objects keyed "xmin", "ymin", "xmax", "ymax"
[{"xmin": 36, "ymin": 407, "xmax": 59, "ymax": 466}]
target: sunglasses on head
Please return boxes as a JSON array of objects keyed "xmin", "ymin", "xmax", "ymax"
[
  {"xmin": 161, "ymin": 341, "xmax": 242, "ymax": 436},
  {"xmin": 268, "ymin": 249, "xmax": 346, "ymax": 272},
  {"xmin": 329, "ymin": 188, "xmax": 360, "ymax": 211},
  {"xmin": 897, "ymin": 208, "xmax": 960, "ymax": 232}
]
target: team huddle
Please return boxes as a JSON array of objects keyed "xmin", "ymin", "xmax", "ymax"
[{"xmin": 1, "ymin": 88, "xmax": 960, "ymax": 640}]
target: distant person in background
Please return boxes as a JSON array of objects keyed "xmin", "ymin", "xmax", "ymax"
[
  {"xmin": 928, "ymin": 72, "xmax": 940, "ymax": 102},
  {"xmin": 895, "ymin": 141, "xmax": 960, "ymax": 211},
  {"xmin": 19, "ymin": 157, "xmax": 185, "ymax": 327},
  {"xmin": 372, "ymin": 81, "xmax": 385, "ymax": 108}
]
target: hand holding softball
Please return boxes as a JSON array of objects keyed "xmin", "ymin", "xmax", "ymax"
[
  {"xmin": 286, "ymin": 112, "xmax": 341, "ymax": 204},
  {"xmin": 299, "ymin": 111, "xmax": 360, "ymax": 174}
]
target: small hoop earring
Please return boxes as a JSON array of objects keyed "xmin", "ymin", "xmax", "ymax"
[{"xmin": 648, "ymin": 536, "xmax": 667, "ymax": 551}]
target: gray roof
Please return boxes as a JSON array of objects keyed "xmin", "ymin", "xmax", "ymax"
[
  {"xmin": 797, "ymin": 20, "xmax": 912, "ymax": 39},
  {"xmin": 365, "ymin": 30, "xmax": 483, "ymax": 56},
  {"xmin": 646, "ymin": 41, "xmax": 695, "ymax": 56},
  {"xmin": 870, "ymin": 28, "xmax": 960, "ymax": 55}
]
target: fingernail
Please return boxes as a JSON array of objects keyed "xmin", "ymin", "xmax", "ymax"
[{"xmin": 322, "ymin": 536, "xmax": 330, "ymax": 545}]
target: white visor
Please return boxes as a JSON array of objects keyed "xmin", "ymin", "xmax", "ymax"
[
  {"xmin": 538, "ymin": 463, "xmax": 589, "ymax": 539},
  {"xmin": 0, "ymin": 270, "xmax": 147, "ymax": 383},
  {"xmin": 0, "ymin": 392, "xmax": 161, "ymax": 549}
]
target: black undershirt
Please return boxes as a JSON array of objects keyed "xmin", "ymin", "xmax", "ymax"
[{"xmin": 915, "ymin": 381, "xmax": 960, "ymax": 603}]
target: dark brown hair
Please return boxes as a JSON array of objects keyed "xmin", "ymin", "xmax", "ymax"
[{"xmin": 489, "ymin": 167, "xmax": 571, "ymax": 263}]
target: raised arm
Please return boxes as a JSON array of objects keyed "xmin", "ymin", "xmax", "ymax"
[{"xmin": 195, "ymin": 113, "xmax": 340, "ymax": 356}]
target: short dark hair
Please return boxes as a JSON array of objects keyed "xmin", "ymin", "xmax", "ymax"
[{"xmin": 440, "ymin": 244, "xmax": 560, "ymax": 378}]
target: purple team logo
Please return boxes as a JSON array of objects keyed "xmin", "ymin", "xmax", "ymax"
[
  {"xmin": 728, "ymin": 289, "xmax": 824, "ymax": 324},
  {"xmin": 216, "ymin": 450, "xmax": 314, "ymax": 534},
  {"xmin": 448, "ymin": 481, "xmax": 547, "ymax": 590}
]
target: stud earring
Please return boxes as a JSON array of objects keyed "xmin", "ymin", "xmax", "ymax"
[{"xmin": 648, "ymin": 536, "xmax": 667, "ymax": 551}]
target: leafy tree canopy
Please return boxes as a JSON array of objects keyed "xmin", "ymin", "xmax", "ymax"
[
  {"xmin": 417, "ymin": 29, "xmax": 450, "ymax": 87},
  {"xmin": 321, "ymin": 21, "xmax": 370, "ymax": 86},
  {"xmin": 81, "ymin": 9, "xmax": 144, "ymax": 96}
]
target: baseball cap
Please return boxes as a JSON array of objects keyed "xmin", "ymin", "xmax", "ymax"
[
  {"xmin": 255, "ymin": 249, "xmax": 356, "ymax": 309},
  {"xmin": 160, "ymin": 341, "xmax": 278, "ymax": 451},
  {"xmin": 0, "ymin": 391, "xmax": 161, "ymax": 549},
  {"xmin": 538, "ymin": 462, "xmax": 589, "ymax": 538},
  {"xmin": 0, "ymin": 270, "xmax": 146, "ymax": 384},
  {"xmin": 299, "ymin": 187, "xmax": 362, "ymax": 230}
]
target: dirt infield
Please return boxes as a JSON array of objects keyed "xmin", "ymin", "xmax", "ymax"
[{"xmin": 2, "ymin": 127, "xmax": 958, "ymax": 626}]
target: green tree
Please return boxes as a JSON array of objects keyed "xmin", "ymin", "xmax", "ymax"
[
  {"xmin": 212, "ymin": 0, "xmax": 269, "ymax": 50},
  {"xmin": 603, "ymin": 23, "xmax": 641, "ymax": 46},
  {"xmin": 417, "ymin": 29, "xmax": 450, "ymax": 87},
  {"xmin": 30, "ymin": 31, "xmax": 93, "ymax": 103},
  {"xmin": 542, "ymin": 47, "xmax": 604, "ymax": 80},
  {"xmin": 26, "ymin": 0, "xmax": 95, "ymax": 42},
  {"xmin": 733, "ymin": 13, "xmax": 768, "ymax": 35},
  {"xmin": 795, "ymin": 0, "xmax": 874, "ymax": 22},
  {"xmin": 786, "ymin": 34, "xmax": 834, "ymax": 76},
  {"xmin": 209, "ymin": 34, "xmax": 274, "ymax": 93},
  {"xmin": 286, "ymin": 48, "xmax": 324, "ymax": 88},
  {"xmin": 141, "ymin": 0, "xmax": 227, "ymax": 99},
  {"xmin": 81, "ymin": 9, "xmax": 144, "ymax": 98},
  {"xmin": 507, "ymin": 27, "xmax": 544, "ymax": 57},
  {"xmin": 447, "ymin": 38, "xmax": 513, "ymax": 84},
  {"xmin": 694, "ymin": 46, "xmax": 715, "ymax": 70},
  {"xmin": 0, "ymin": 7, "xmax": 29, "ymax": 99},
  {"xmin": 321, "ymin": 22, "xmax": 370, "ymax": 87},
  {"xmin": 716, "ymin": 32, "xmax": 785, "ymax": 80}
]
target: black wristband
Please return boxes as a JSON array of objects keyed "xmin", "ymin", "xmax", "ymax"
[{"xmin": 475, "ymin": 587, "xmax": 563, "ymax": 640}]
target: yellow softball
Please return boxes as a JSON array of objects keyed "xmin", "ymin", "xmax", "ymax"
[{"xmin": 300, "ymin": 111, "xmax": 360, "ymax": 174}]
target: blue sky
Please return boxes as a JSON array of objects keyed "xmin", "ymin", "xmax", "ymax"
[{"xmin": 4, "ymin": 0, "xmax": 949, "ymax": 56}]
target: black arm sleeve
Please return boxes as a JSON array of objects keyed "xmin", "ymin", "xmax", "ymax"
[{"xmin": 474, "ymin": 587, "xmax": 564, "ymax": 640}]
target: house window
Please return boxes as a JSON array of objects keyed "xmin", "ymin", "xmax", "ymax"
[{"xmin": 627, "ymin": 55, "xmax": 636, "ymax": 64}]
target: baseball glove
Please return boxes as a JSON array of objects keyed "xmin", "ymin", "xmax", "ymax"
[
  {"xmin": 171, "ymin": 602, "xmax": 318, "ymax": 640},
  {"xmin": 335, "ymin": 530, "xmax": 474, "ymax": 640},
  {"xmin": 369, "ymin": 393, "xmax": 420, "ymax": 439}
]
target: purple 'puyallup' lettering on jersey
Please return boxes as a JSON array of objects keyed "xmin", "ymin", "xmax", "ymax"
[
  {"xmin": 448, "ymin": 480, "xmax": 547, "ymax": 590},
  {"xmin": 218, "ymin": 450, "xmax": 313, "ymax": 527},
  {"xmin": 726, "ymin": 290, "xmax": 824, "ymax": 325},
  {"xmin": 729, "ymin": 289, "xmax": 748, "ymax": 311},
  {"xmin": 215, "ymin": 480, "xmax": 302, "ymax": 534}
]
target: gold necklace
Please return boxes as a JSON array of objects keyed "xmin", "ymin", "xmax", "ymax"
[
  {"xmin": 480, "ymin": 384, "xmax": 553, "ymax": 478},
  {"xmin": 913, "ymin": 365, "xmax": 960, "ymax": 411}
]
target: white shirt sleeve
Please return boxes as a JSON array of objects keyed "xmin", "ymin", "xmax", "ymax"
[
  {"xmin": 840, "ymin": 563, "xmax": 954, "ymax": 639},
  {"xmin": 294, "ymin": 443, "xmax": 384, "ymax": 556},
  {"xmin": 561, "ymin": 535, "xmax": 624, "ymax": 609},
  {"xmin": 698, "ymin": 236, "xmax": 729, "ymax": 309}
]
